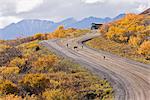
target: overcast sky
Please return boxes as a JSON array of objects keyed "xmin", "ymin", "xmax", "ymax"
[{"xmin": 0, "ymin": 0, "xmax": 149, "ymax": 28}]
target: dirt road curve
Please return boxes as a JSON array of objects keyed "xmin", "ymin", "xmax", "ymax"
[{"xmin": 40, "ymin": 32, "xmax": 150, "ymax": 100}]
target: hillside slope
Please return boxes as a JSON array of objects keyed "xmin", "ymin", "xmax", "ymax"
[
  {"xmin": 87, "ymin": 9, "xmax": 150, "ymax": 63},
  {"xmin": 140, "ymin": 8, "xmax": 150, "ymax": 15},
  {"xmin": 0, "ymin": 28, "xmax": 113, "ymax": 100}
]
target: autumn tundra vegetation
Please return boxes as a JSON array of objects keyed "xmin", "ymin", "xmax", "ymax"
[
  {"xmin": 0, "ymin": 26, "xmax": 113, "ymax": 100},
  {"xmin": 86, "ymin": 14, "xmax": 150, "ymax": 64}
]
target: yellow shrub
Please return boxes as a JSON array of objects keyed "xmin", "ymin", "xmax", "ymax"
[
  {"xmin": 47, "ymin": 26, "xmax": 89, "ymax": 39},
  {"xmin": 0, "ymin": 67, "xmax": 20, "ymax": 75},
  {"xmin": 57, "ymin": 25, "xmax": 65, "ymax": 30},
  {"xmin": 102, "ymin": 14, "xmax": 149, "ymax": 44},
  {"xmin": 0, "ymin": 80, "xmax": 18, "ymax": 95},
  {"xmin": 8, "ymin": 57, "xmax": 26, "ymax": 68},
  {"xmin": 129, "ymin": 36, "xmax": 141, "ymax": 47},
  {"xmin": 136, "ymin": 25, "xmax": 145, "ymax": 32},
  {"xmin": 138, "ymin": 41, "xmax": 150, "ymax": 55},
  {"xmin": 19, "ymin": 74, "xmax": 49, "ymax": 94},
  {"xmin": 26, "ymin": 43, "xmax": 39, "ymax": 49},
  {"xmin": 0, "ymin": 40, "xmax": 5, "ymax": 44},
  {"xmin": 34, "ymin": 33, "xmax": 48, "ymax": 40},
  {"xmin": 42, "ymin": 89, "xmax": 69, "ymax": 100},
  {"xmin": 0, "ymin": 44, "xmax": 11, "ymax": 53},
  {"xmin": 18, "ymin": 41, "xmax": 39, "ymax": 50},
  {"xmin": 32, "ymin": 55, "xmax": 58, "ymax": 71},
  {"xmin": 0, "ymin": 94, "xmax": 22, "ymax": 100},
  {"xmin": 0, "ymin": 94, "xmax": 38, "ymax": 100},
  {"xmin": 34, "ymin": 33, "xmax": 43, "ymax": 39},
  {"xmin": 106, "ymin": 26, "xmax": 128, "ymax": 42}
]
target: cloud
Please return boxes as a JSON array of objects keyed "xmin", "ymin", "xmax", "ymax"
[
  {"xmin": 0, "ymin": 0, "xmax": 43, "ymax": 28},
  {"xmin": 82, "ymin": 0, "xmax": 105, "ymax": 4},
  {"xmin": 0, "ymin": 0, "xmax": 43, "ymax": 16},
  {"xmin": 0, "ymin": 1, "xmax": 16, "ymax": 16},
  {"xmin": 0, "ymin": 0, "xmax": 149, "ymax": 28},
  {"xmin": 16, "ymin": 0, "xmax": 43, "ymax": 13},
  {"xmin": 137, "ymin": 4, "xmax": 148, "ymax": 12},
  {"xmin": 0, "ymin": 16, "xmax": 21, "ymax": 28}
]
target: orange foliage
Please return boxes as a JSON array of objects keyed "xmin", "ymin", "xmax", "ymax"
[
  {"xmin": 100, "ymin": 14, "xmax": 149, "ymax": 44},
  {"xmin": 34, "ymin": 33, "xmax": 48, "ymax": 40},
  {"xmin": 129, "ymin": 36, "xmax": 142, "ymax": 47},
  {"xmin": 47, "ymin": 26, "xmax": 89, "ymax": 39},
  {"xmin": 138, "ymin": 41, "xmax": 150, "ymax": 55},
  {"xmin": 32, "ymin": 55, "xmax": 58, "ymax": 69}
]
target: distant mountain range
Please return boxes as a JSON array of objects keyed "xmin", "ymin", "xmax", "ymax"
[{"xmin": 0, "ymin": 14, "xmax": 125, "ymax": 40}]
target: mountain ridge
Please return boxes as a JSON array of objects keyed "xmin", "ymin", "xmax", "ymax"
[
  {"xmin": 140, "ymin": 8, "xmax": 150, "ymax": 15},
  {"xmin": 0, "ymin": 14, "xmax": 125, "ymax": 40}
]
